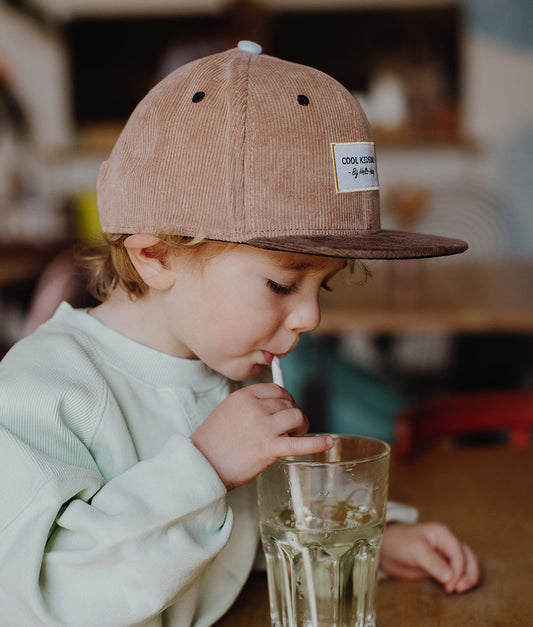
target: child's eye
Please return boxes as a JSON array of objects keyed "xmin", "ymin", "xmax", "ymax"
[{"xmin": 267, "ymin": 279, "xmax": 298, "ymax": 296}]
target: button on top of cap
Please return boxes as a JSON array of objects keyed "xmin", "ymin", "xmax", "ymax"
[{"xmin": 237, "ymin": 40, "xmax": 262, "ymax": 54}]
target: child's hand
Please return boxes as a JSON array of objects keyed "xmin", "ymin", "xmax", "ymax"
[
  {"xmin": 191, "ymin": 383, "xmax": 333, "ymax": 490},
  {"xmin": 380, "ymin": 522, "xmax": 480, "ymax": 593}
]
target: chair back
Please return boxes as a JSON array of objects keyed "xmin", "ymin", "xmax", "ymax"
[{"xmin": 394, "ymin": 389, "xmax": 533, "ymax": 457}]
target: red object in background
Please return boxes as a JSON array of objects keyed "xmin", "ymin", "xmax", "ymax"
[{"xmin": 394, "ymin": 389, "xmax": 533, "ymax": 457}]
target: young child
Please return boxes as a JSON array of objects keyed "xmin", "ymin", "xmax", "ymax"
[{"xmin": 0, "ymin": 42, "xmax": 479, "ymax": 626}]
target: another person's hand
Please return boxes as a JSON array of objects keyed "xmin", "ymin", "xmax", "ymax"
[
  {"xmin": 380, "ymin": 522, "xmax": 480, "ymax": 593},
  {"xmin": 191, "ymin": 383, "xmax": 333, "ymax": 490}
]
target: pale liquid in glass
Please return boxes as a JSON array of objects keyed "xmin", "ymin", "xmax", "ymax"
[{"xmin": 260, "ymin": 500, "xmax": 384, "ymax": 627}]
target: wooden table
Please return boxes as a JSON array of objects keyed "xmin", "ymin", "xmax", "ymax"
[
  {"xmin": 215, "ymin": 447, "xmax": 533, "ymax": 626},
  {"xmin": 318, "ymin": 260, "xmax": 533, "ymax": 333}
]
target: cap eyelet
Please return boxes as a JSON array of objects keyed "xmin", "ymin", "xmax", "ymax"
[
  {"xmin": 192, "ymin": 91, "xmax": 205, "ymax": 103},
  {"xmin": 297, "ymin": 94, "xmax": 310, "ymax": 106}
]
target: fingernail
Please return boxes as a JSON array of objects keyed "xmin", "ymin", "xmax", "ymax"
[{"xmin": 441, "ymin": 568, "xmax": 453, "ymax": 582}]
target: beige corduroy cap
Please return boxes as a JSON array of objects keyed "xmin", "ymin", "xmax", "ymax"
[{"xmin": 97, "ymin": 41, "xmax": 467, "ymax": 259}]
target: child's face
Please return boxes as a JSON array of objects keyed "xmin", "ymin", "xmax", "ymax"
[{"xmin": 159, "ymin": 244, "xmax": 345, "ymax": 381}]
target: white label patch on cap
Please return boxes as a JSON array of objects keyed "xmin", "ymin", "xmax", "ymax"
[{"xmin": 331, "ymin": 142, "xmax": 379, "ymax": 193}]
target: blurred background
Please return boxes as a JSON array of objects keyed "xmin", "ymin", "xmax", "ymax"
[{"xmin": 1, "ymin": 0, "xmax": 532, "ymax": 444}]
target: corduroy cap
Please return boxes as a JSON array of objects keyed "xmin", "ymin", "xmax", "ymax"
[{"xmin": 97, "ymin": 41, "xmax": 467, "ymax": 259}]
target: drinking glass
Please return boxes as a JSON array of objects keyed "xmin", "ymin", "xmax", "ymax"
[{"xmin": 257, "ymin": 434, "xmax": 390, "ymax": 627}]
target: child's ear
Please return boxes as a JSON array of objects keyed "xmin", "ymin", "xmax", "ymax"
[{"xmin": 124, "ymin": 234, "xmax": 176, "ymax": 291}]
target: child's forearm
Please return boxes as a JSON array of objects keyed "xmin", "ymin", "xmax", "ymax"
[{"xmin": 0, "ymin": 432, "xmax": 231, "ymax": 625}]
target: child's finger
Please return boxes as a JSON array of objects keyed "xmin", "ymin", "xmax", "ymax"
[
  {"xmin": 428, "ymin": 525, "xmax": 471, "ymax": 593},
  {"xmin": 270, "ymin": 407, "xmax": 309, "ymax": 437},
  {"xmin": 415, "ymin": 543, "xmax": 456, "ymax": 586},
  {"xmin": 250, "ymin": 382, "xmax": 295, "ymax": 401},
  {"xmin": 453, "ymin": 544, "xmax": 481, "ymax": 593},
  {"xmin": 260, "ymin": 397, "xmax": 298, "ymax": 415},
  {"xmin": 269, "ymin": 433, "xmax": 334, "ymax": 459}
]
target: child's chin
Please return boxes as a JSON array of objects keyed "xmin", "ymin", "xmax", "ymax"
[{"xmin": 226, "ymin": 362, "xmax": 267, "ymax": 382}]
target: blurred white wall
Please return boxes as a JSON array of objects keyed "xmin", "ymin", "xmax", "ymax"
[
  {"xmin": 0, "ymin": 3, "xmax": 72, "ymax": 153},
  {"xmin": 462, "ymin": 28, "xmax": 533, "ymax": 255},
  {"xmin": 464, "ymin": 35, "xmax": 533, "ymax": 146}
]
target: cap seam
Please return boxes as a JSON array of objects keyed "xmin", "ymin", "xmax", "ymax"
[{"xmin": 241, "ymin": 52, "xmax": 253, "ymax": 236}]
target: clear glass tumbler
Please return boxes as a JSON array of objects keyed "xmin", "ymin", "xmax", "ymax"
[{"xmin": 257, "ymin": 434, "xmax": 390, "ymax": 627}]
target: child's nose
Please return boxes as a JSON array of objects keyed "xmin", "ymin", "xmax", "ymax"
[{"xmin": 286, "ymin": 296, "xmax": 321, "ymax": 333}]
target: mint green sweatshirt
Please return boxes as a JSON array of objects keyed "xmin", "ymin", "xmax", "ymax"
[{"xmin": 0, "ymin": 303, "xmax": 259, "ymax": 626}]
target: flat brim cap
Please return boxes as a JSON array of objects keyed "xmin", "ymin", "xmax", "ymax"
[{"xmin": 97, "ymin": 45, "xmax": 467, "ymax": 259}]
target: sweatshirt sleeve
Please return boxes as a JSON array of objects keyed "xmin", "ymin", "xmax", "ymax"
[
  {"xmin": 0, "ymin": 341, "xmax": 233, "ymax": 626},
  {"xmin": 0, "ymin": 426, "xmax": 231, "ymax": 626},
  {"xmin": 386, "ymin": 500, "xmax": 419, "ymax": 524}
]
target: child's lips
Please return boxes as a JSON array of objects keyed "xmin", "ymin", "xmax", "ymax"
[
  {"xmin": 262, "ymin": 350, "xmax": 290, "ymax": 365},
  {"xmin": 262, "ymin": 351, "xmax": 275, "ymax": 365}
]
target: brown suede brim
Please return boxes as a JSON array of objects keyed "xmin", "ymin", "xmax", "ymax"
[{"xmin": 246, "ymin": 231, "xmax": 468, "ymax": 259}]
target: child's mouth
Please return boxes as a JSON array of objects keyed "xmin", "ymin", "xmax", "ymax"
[
  {"xmin": 262, "ymin": 351, "xmax": 275, "ymax": 365},
  {"xmin": 262, "ymin": 350, "xmax": 291, "ymax": 366}
]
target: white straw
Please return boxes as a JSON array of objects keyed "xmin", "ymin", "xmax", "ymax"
[
  {"xmin": 271, "ymin": 356, "xmax": 284, "ymax": 391},
  {"xmin": 272, "ymin": 357, "xmax": 318, "ymax": 627}
]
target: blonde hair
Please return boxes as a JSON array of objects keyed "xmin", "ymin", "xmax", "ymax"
[
  {"xmin": 80, "ymin": 233, "xmax": 368, "ymax": 303},
  {"xmin": 80, "ymin": 233, "xmax": 231, "ymax": 302}
]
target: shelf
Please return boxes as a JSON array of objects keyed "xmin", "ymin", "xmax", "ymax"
[{"xmin": 28, "ymin": 0, "xmax": 460, "ymax": 21}]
